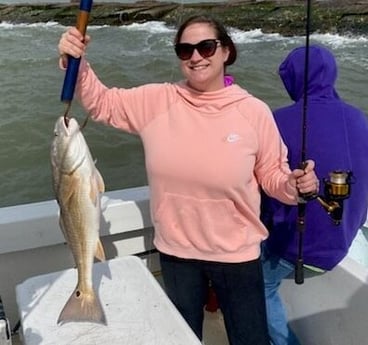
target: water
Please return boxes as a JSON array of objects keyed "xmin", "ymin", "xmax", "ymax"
[{"xmin": 0, "ymin": 12, "xmax": 368, "ymax": 208}]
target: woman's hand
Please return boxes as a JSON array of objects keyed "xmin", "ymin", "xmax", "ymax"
[
  {"xmin": 288, "ymin": 160, "xmax": 319, "ymax": 196},
  {"xmin": 58, "ymin": 27, "xmax": 91, "ymax": 68}
]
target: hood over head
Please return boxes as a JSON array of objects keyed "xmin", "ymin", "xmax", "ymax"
[{"xmin": 279, "ymin": 45, "xmax": 340, "ymax": 102}]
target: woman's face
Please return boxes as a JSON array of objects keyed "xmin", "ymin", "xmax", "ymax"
[{"xmin": 177, "ymin": 23, "xmax": 230, "ymax": 92}]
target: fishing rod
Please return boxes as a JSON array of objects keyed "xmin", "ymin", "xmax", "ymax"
[
  {"xmin": 61, "ymin": 0, "xmax": 93, "ymax": 125},
  {"xmin": 294, "ymin": 0, "xmax": 313, "ymax": 285},
  {"xmin": 295, "ymin": 0, "xmax": 352, "ymax": 284}
]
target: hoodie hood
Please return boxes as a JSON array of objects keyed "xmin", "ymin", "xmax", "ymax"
[{"xmin": 279, "ymin": 45, "xmax": 340, "ymax": 101}]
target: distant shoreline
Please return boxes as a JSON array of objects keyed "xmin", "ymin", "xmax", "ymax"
[{"xmin": 1, "ymin": 1, "xmax": 368, "ymax": 36}]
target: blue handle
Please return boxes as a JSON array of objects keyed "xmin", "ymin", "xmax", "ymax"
[
  {"xmin": 79, "ymin": 0, "xmax": 93, "ymax": 12},
  {"xmin": 61, "ymin": 57, "xmax": 81, "ymax": 102},
  {"xmin": 60, "ymin": 0, "xmax": 93, "ymax": 103}
]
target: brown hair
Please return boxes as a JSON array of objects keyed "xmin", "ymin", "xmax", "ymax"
[{"xmin": 175, "ymin": 15, "xmax": 237, "ymax": 66}]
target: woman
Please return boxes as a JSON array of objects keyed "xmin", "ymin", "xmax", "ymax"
[{"xmin": 58, "ymin": 15, "xmax": 318, "ymax": 345}]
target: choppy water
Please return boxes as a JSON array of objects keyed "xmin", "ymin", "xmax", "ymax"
[{"xmin": 0, "ymin": 15, "xmax": 367, "ymax": 207}]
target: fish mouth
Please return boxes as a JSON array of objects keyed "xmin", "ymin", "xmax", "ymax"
[
  {"xmin": 54, "ymin": 116, "xmax": 78, "ymax": 138},
  {"xmin": 63, "ymin": 115, "xmax": 88, "ymax": 131},
  {"xmin": 64, "ymin": 114, "xmax": 70, "ymax": 128}
]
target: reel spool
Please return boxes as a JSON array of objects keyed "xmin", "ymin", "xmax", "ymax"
[{"xmin": 317, "ymin": 170, "xmax": 352, "ymax": 225}]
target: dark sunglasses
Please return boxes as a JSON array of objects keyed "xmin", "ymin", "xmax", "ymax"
[{"xmin": 175, "ymin": 39, "xmax": 221, "ymax": 60}]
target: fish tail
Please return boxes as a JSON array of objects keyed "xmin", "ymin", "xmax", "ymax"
[{"xmin": 57, "ymin": 286, "xmax": 106, "ymax": 325}]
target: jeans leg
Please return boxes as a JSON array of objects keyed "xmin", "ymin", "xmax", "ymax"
[
  {"xmin": 261, "ymin": 248, "xmax": 301, "ymax": 345},
  {"xmin": 209, "ymin": 258, "xmax": 270, "ymax": 345},
  {"xmin": 159, "ymin": 253, "xmax": 207, "ymax": 340}
]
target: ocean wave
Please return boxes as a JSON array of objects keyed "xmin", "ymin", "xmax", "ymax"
[
  {"xmin": 0, "ymin": 21, "xmax": 60, "ymax": 29},
  {"xmin": 122, "ymin": 21, "xmax": 176, "ymax": 34},
  {"xmin": 312, "ymin": 32, "xmax": 368, "ymax": 48},
  {"xmin": 0, "ymin": 20, "xmax": 175, "ymax": 33},
  {"xmin": 1, "ymin": 20, "xmax": 367, "ymax": 45},
  {"xmin": 228, "ymin": 27, "xmax": 368, "ymax": 47},
  {"xmin": 229, "ymin": 28, "xmax": 284, "ymax": 44}
]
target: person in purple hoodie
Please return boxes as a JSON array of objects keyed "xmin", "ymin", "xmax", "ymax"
[{"xmin": 261, "ymin": 44, "xmax": 368, "ymax": 345}]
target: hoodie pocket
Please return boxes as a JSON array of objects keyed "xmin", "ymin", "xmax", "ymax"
[{"xmin": 154, "ymin": 192, "xmax": 249, "ymax": 253}]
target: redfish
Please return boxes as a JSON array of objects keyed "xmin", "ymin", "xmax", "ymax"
[{"xmin": 50, "ymin": 116, "xmax": 106, "ymax": 325}]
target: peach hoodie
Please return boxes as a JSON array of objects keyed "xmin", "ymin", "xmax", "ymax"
[{"xmin": 75, "ymin": 60, "xmax": 297, "ymax": 263}]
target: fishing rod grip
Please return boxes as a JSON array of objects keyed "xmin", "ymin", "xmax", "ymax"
[
  {"xmin": 295, "ymin": 259, "xmax": 304, "ymax": 284},
  {"xmin": 296, "ymin": 196, "xmax": 306, "ymax": 284},
  {"xmin": 61, "ymin": 0, "xmax": 93, "ymax": 103},
  {"xmin": 298, "ymin": 161, "xmax": 318, "ymax": 201}
]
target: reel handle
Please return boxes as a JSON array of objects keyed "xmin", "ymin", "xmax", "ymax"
[{"xmin": 61, "ymin": 0, "xmax": 93, "ymax": 102}]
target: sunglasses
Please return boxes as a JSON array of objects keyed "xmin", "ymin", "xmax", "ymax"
[{"xmin": 175, "ymin": 39, "xmax": 221, "ymax": 60}]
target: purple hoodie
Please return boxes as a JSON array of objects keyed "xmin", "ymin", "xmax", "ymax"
[{"xmin": 262, "ymin": 45, "xmax": 368, "ymax": 270}]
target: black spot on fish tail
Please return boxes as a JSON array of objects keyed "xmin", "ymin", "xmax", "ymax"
[{"xmin": 57, "ymin": 286, "xmax": 106, "ymax": 326}]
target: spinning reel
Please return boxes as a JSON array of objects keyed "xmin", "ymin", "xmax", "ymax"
[
  {"xmin": 316, "ymin": 170, "xmax": 353, "ymax": 225},
  {"xmin": 295, "ymin": 170, "xmax": 353, "ymax": 284}
]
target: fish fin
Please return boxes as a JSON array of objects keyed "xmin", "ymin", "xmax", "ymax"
[
  {"xmin": 95, "ymin": 239, "xmax": 106, "ymax": 262},
  {"xmin": 57, "ymin": 286, "xmax": 106, "ymax": 325},
  {"xmin": 58, "ymin": 212, "xmax": 68, "ymax": 240},
  {"xmin": 89, "ymin": 169, "xmax": 105, "ymax": 206}
]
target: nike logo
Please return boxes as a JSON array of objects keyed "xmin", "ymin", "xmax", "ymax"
[{"xmin": 226, "ymin": 133, "xmax": 242, "ymax": 143}]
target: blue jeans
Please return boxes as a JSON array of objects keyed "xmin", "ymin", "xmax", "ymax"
[
  {"xmin": 159, "ymin": 252, "xmax": 270, "ymax": 345},
  {"xmin": 261, "ymin": 246, "xmax": 301, "ymax": 345}
]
